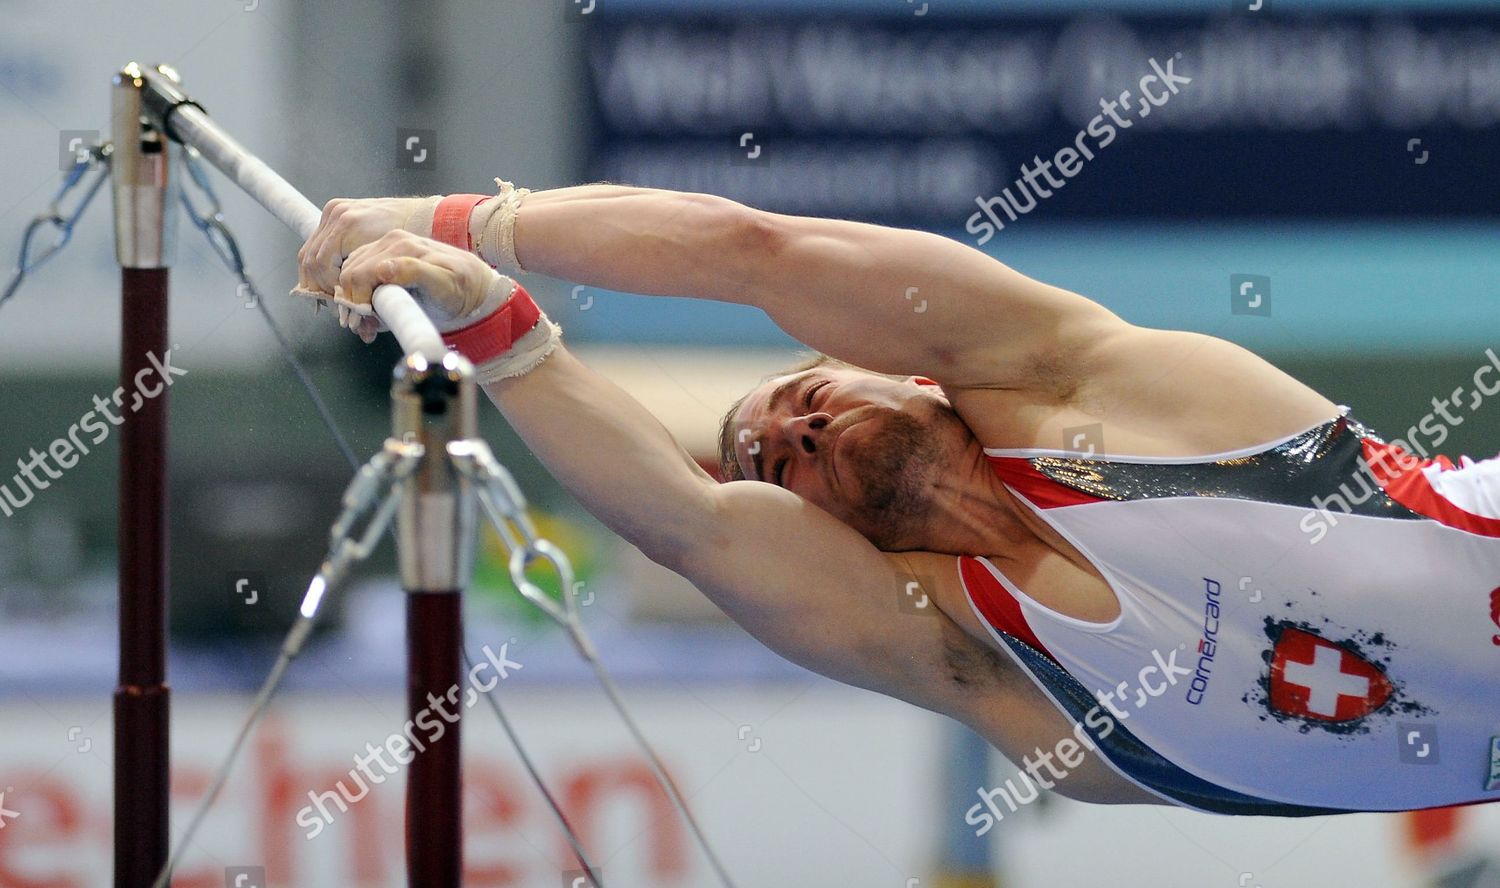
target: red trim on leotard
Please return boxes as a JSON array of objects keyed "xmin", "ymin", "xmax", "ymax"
[
  {"xmin": 962, "ymin": 456, "xmax": 1100, "ymax": 661},
  {"xmin": 1362, "ymin": 439, "xmax": 1500, "ymax": 538},
  {"xmin": 959, "ymin": 555, "xmax": 1058, "ymax": 663},
  {"xmin": 984, "ymin": 455, "xmax": 1108, "ymax": 509}
]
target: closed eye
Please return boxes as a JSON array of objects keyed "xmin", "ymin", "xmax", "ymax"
[{"xmin": 805, "ymin": 380, "xmax": 830, "ymax": 410}]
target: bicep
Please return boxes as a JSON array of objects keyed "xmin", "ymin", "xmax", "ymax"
[
  {"xmin": 747, "ymin": 212, "xmax": 1122, "ymax": 386},
  {"xmin": 672, "ymin": 481, "xmax": 960, "ymax": 703}
]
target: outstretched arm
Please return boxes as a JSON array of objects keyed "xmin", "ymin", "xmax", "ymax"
[
  {"xmin": 509, "ymin": 189, "xmax": 1339, "ymax": 445},
  {"xmin": 299, "ymin": 186, "xmax": 1123, "ymax": 386},
  {"xmin": 513, "ymin": 186, "xmax": 1121, "ymax": 384},
  {"xmin": 488, "ymin": 342, "xmax": 946, "ymax": 695}
]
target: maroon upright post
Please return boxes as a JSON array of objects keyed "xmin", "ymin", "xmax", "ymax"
[
  {"xmin": 111, "ymin": 64, "xmax": 178, "ymax": 888},
  {"xmin": 406, "ymin": 591, "xmax": 463, "ymax": 884},
  {"xmin": 393, "ymin": 353, "xmax": 478, "ymax": 886},
  {"xmin": 115, "ymin": 268, "xmax": 171, "ymax": 887}
]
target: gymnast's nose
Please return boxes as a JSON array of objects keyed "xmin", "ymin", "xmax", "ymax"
[{"xmin": 782, "ymin": 413, "xmax": 833, "ymax": 455}]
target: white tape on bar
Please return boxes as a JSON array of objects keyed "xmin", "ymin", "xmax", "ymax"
[{"xmin": 168, "ymin": 105, "xmax": 447, "ymax": 360}]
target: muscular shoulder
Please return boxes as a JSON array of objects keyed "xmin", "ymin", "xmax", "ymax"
[
  {"xmin": 946, "ymin": 325, "xmax": 1338, "ymax": 455},
  {"xmin": 1080, "ymin": 327, "xmax": 1339, "ymax": 452}
]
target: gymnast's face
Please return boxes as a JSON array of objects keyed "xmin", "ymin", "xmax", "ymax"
[{"xmin": 733, "ymin": 366, "xmax": 963, "ymax": 549}]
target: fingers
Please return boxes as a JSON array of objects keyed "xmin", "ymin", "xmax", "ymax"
[
  {"xmin": 303, "ymin": 202, "xmax": 457, "ymax": 347},
  {"xmin": 319, "ymin": 197, "xmax": 345, "ymax": 228},
  {"xmin": 340, "ymin": 231, "xmax": 462, "ymax": 308},
  {"xmin": 325, "ymin": 229, "xmax": 493, "ymax": 341},
  {"xmin": 338, "ymin": 240, "xmax": 382, "ymax": 308},
  {"xmin": 355, "ymin": 315, "xmax": 380, "ymax": 344},
  {"xmin": 380, "ymin": 240, "xmax": 497, "ymax": 320},
  {"xmin": 382, "ymin": 255, "xmax": 456, "ymax": 300},
  {"xmin": 298, "ymin": 198, "xmax": 348, "ymax": 295},
  {"xmin": 334, "ymin": 302, "xmax": 380, "ymax": 343},
  {"xmin": 339, "ymin": 238, "xmax": 398, "ymax": 308}
]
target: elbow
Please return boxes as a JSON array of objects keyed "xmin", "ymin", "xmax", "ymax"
[
  {"xmin": 642, "ymin": 532, "xmax": 715, "ymax": 587},
  {"xmin": 695, "ymin": 197, "xmax": 784, "ymax": 300},
  {"xmin": 641, "ymin": 482, "xmax": 756, "ymax": 585},
  {"xmin": 632, "ymin": 481, "xmax": 724, "ymax": 575},
  {"xmin": 732, "ymin": 204, "xmax": 785, "ymax": 260}
]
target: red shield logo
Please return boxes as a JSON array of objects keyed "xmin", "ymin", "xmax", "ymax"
[{"xmin": 1268, "ymin": 626, "xmax": 1393, "ymax": 722}]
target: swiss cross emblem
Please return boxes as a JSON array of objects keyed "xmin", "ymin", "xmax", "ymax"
[{"xmin": 1268, "ymin": 626, "xmax": 1393, "ymax": 722}]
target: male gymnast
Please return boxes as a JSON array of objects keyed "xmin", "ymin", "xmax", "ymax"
[{"xmin": 295, "ymin": 182, "xmax": 1500, "ymax": 815}]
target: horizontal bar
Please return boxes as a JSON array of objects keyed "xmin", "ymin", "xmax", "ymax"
[{"xmin": 141, "ymin": 78, "xmax": 446, "ymax": 360}]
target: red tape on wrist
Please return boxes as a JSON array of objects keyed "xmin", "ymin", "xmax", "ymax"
[
  {"xmin": 442, "ymin": 284, "xmax": 542, "ymax": 367},
  {"xmin": 432, "ymin": 193, "xmax": 490, "ymax": 251}
]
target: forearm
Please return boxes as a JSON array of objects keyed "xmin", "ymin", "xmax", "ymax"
[
  {"xmin": 510, "ymin": 184, "xmax": 953, "ymax": 374},
  {"xmin": 513, "ymin": 185, "xmax": 765, "ymax": 304},
  {"xmin": 481, "ymin": 342, "xmax": 715, "ymax": 564}
]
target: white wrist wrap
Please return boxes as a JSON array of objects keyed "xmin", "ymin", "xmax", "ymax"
[
  {"xmin": 469, "ymin": 179, "xmax": 531, "ymax": 274},
  {"xmin": 474, "ymin": 316, "xmax": 563, "ymax": 384},
  {"xmin": 439, "ymin": 276, "xmax": 562, "ymax": 383}
]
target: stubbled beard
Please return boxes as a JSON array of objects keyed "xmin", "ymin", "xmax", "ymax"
[{"xmin": 841, "ymin": 407, "xmax": 945, "ymax": 549}]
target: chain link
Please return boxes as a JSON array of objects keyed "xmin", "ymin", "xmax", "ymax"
[
  {"xmin": 450, "ymin": 439, "xmax": 535, "ymax": 547},
  {"xmin": 0, "ymin": 143, "xmax": 112, "ymax": 312},
  {"xmin": 451, "ymin": 438, "xmax": 585, "ymax": 641},
  {"xmin": 316, "ymin": 440, "xmax": 424, "ymax": 603},
  {"xmin": 178, "ymin": 145, "xmax": 247, "ymax": 277}
]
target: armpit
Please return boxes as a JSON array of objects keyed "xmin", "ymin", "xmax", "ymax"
[{"xmin": 940, "ymin": 616, "xmax": 1016, "ymax": 692}]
